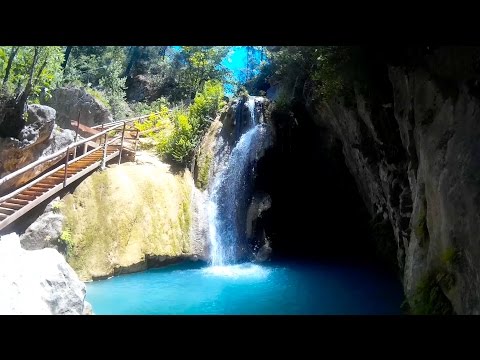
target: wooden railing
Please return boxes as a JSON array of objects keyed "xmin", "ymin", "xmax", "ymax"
[{"xmin": 0, "ymin": 113, "xmax": 154, "ymax": 205}]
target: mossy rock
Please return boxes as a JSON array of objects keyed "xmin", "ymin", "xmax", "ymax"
[{"xmin": 60, "ymin": 161, "xmax": 194, "ymax": 281}]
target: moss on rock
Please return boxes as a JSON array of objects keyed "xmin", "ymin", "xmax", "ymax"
[
  {"xmin": 194, "ymin": 119, "xmax": 222, "ymax": 190},
  {"xmin": 60, "ymin": 158, "xmax": 194, "ymax": 281},
  {"xmin": 410, "ymin": 270, "xmax": 454, "ymax": 315}
]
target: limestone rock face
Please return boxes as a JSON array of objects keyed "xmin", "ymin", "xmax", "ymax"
[
  {"xmin": 0, "ymin": 104, "xmax": 75, "ymax": 195},
  {"xmin": 45, "ymin": 87, "xmax": 113, "ymax": 129},
  {"xmin": 60, "ymin": 152, "xmax": 205, "ymax": 281},
  {"xmin": 0, "ymin": 233, "xmax": 88, "ymax": 315},
  {"xmin": 306, "ymin": 65, "xmax": 480, "ymax": 314}
]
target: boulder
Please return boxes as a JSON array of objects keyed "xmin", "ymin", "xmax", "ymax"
[
  {"xmin": 0, "ymin": 92, "xmax": 27, "ymax": 139},
  {"xmin": 20, "ymin": 197, "xmax": 66, "ymax": 254},
  {"xmin": 45, "ymin": 87, "xmax": 113, "ymax": 129},
  {"xmin": 0, "ymin": 233, "xmax": 88, "ymax": 315},
  {"xmin": 0, "ymin": 104, "xmax": 75, "ymax": 195}
]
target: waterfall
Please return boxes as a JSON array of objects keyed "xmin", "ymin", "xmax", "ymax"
[{"xmin": 207, "ymin": 97, "xmax": 272, "ymax": 266}]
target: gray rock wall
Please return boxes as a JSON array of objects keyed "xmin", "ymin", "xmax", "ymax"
[{"xmin": 307, "ymin": 66, "xmax": 480, "ymax": 314}]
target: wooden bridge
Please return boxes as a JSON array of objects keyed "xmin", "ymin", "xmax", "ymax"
[{"xmin": 0, "ymin": 113, "xmax": 157, "ymax": 232}]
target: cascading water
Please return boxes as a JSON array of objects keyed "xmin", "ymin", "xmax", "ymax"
[{"xmin": 207, "ymin": 97, "xmax": 272, "ymax": 266}]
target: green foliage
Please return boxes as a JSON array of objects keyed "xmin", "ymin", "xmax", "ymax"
[
  {"xmin": 134, "ymin": 104, "xmax": 173, "ymax": 153},
  {"xmin": 130, "ymin": 97, "xmax": 170, "ymax": 116},
  {"xmin": 236, "ymin": 85, "xmax": 249, "ymax": 101},
  {"xmin": 63, "ymin": 46, "xmax": 127, "ymax": 88},
  {"xmin": 136, "ymin": 80, "xmax": 225, "ymax": 166},
  {"xmin": 51, "ymin": 201, "xmax": 62, "ymax": 214},
  {"xmin": 60, "ymin": 227, "xmax": 74, "ymax": 254},
  {"xmin": 85, "ymin": 87, "xmax": 111, "ymax": 110},
  {"xmin": 62, "ymin": 46, "xmax": 132, "ymax": 119},
  {"xmin": 163, "ymin": 108, "xmax": 195, "ymax": 164},
  {"xmin": 272, "ymin": 91, "xmax": 292, "ymax": 114},
  {"xmin": 197, "ymin": 154, "xmax": 212, "ymax": 190},
  {"xmin": 98, "ymin": 59, "xmax": 130, "ymax": 118},
  {"xmin": 0, "ymin": 46, "xmax": 64, "ymax": 101},
  {"xmin": 176, "ymin": 46, "xmax": 232, "ymax": 99},
  {"xmin": 189, "ymin": 80, "xmax": 226, "ymax": 130},
  {"xmin": 245, "ymin": 46, "xmax": 392, "ymax": 105}
]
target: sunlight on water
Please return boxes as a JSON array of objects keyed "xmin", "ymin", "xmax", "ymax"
[{"xmin": 202, "ymin": 263, "xmax": 270, "ymax": 279}]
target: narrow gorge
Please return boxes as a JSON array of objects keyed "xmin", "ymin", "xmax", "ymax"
[{"xmin": 0, "ymin": 45, "xmax": 478, "ymax": 315}]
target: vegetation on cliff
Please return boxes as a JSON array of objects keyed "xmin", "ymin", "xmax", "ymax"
[{"xmin": 135, "ymin": 80, "xmax": 226, "ymax": 167}]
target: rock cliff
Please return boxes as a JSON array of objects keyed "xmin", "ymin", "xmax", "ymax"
[{"xmin": 299, "ymin": 62, "xmax": 480, "ymax": 314}]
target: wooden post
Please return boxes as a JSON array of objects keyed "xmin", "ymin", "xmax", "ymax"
[
  {"xmin": 101, "ymin": 133, "xmax": 107, "ymax": 170},
  {"xmin": 133, "ymin": 129, "xmax": 139, "ymax": 161},
  {"xmin": 74, "ymin": 111, "xmax": 81, "ymax": 142},
  {"xmin": 118, "ymin": 121, "xmax": 126, "ymax": 164},
  {"xmin": 100, "ymin": 123, "xmax": 104, "ymax": 146},
  {"xmin": 63, "ymin": 146, "xmax": 70, "ymax": 187}
]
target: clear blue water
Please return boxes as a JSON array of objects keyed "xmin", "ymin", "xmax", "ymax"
[{"xmin": 85, "ymin": 260, "xmax": 404, "ymax": 315}]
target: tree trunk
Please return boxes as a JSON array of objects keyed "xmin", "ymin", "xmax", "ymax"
[
  {"xmin": 24, "ymin": 46, "xmax": 40, "ymax": 97},
  {"xmin": 33, "ymin": 56, "xmax": 48, "ymax": 89},
  {"xmin": 2, "ymin": 46, "xmax": 19, "ymax": 87},
  {"xmin": 62, "ymin": 46, "xmax": 73, "ymax": 71},
  {"xmin": 124, "ymin": 46, "xmax": 139, "ymax": 78},
  {"xmin": 160, "ymin": 46, "xmax": 168, "ymax": 60}
]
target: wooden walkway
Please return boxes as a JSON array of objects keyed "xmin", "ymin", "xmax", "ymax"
[{"xmin": 0, "ymin": 113, "xmax": 156, "ymax": 232}]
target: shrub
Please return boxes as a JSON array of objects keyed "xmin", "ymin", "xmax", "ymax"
[
  {"xmin": 85, "ymin": 87, "xmax": 111, "ymax": 110},
  {"xmin": 60, "ymin": 227, "xmax": 75, "ymax": 254},
  {"xmin": 51, "ymin": 202, "xmax": 62, "ymax": 214},
  {"xmin": 138, "ymin": 80, "xmax": 225, "ymax": 167}
]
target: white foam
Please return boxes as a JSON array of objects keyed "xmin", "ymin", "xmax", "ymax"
[{"xmin": 202, "ymin": 263, "xmax": 270, "ymax": 279}]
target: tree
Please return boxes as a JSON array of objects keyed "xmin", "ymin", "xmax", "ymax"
[
  {"xmin": 62, "ymin": 46, "xmax": 73, "ymax": 71},
  {"xmin": 0, "ymin": 46, "xmax": 64, "ymax": 100},
  {"xmin": 177, "ymin": 46, "xmax": 231, "ymax": 99},
  {"xmin": 2, "ymin": 46, "xmax": 19, "ymax": 87}
]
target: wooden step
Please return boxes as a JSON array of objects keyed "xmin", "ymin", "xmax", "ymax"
[
  {"xmin": 32, "ymin": 183, "xmax": 51, "ymax": 188},
  {"xmin": 69, "ymin": 161, "xmax": 93, "ymax": 166},
  {"xmin": 16, "ymin": 194, "xmax": 36, "ymax": 201},
  {"xmin": 7, "ymin": 198, "xmax": 29, "ymax": 205},
  {"xmin": 1, "ymin": 202, "xmax": 23, "ymax": 210},
  {"xmin": 24, "ymin": 189, "xmax": 44, "ymax": 195},
  {"xmin": 29, "ymin": 186, "xmax": 48, "ymax": 192},
  {"xmin": 0, "ymin": 207, "xmax": 15, "ymax": 215},
  {"xmin": 75, "ymin": 157, "xmax": 97, "ymax": 161},
  {"xmin": 35, "ymin": 178, "xmax": 57, "ymax": 189}
]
